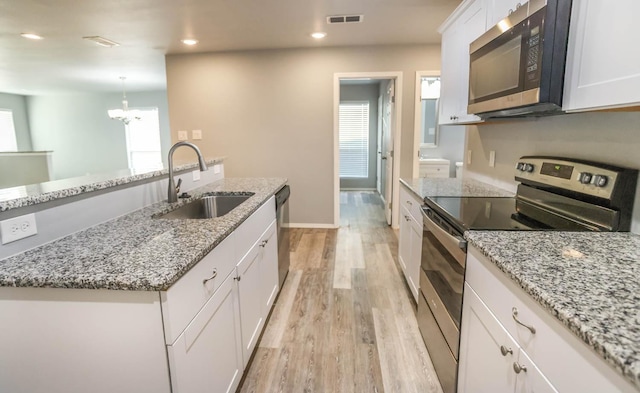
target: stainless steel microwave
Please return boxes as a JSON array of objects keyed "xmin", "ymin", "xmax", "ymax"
[{"xmin": 468, "ymin": 0, "xmax": 572, "ymax": 119}]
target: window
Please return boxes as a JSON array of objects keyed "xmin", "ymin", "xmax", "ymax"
[
  {"xmin": 0, "ymin": 109, "xmax": 18, "ymax": 152},
  {"xmin": 124, "ymin": 108, "xmax": 163, "ymax": 171},
  {"xmin": 339, "ymin": 101, "xmax": 369, "ymax": 178}
]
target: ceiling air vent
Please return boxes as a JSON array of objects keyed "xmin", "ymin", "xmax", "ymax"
[{"xmin": 326, "ymin": 15, "xmax": 364, "ymax": 24}]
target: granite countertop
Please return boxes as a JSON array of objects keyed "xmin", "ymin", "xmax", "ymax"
[
  {"xmin": 400, "ymin": 177, "xmax": 514, "ymax": 199},
  {"xmin": 0, "ymin": 157, "xmax": 225, "ymax": 212},
  {"xmin": 466, "ymin": 231, "xmax": 640, "ymax": 389},
  {"xmin": 0, "ymin": 177, "xmax": 286, "ymax": 291}
]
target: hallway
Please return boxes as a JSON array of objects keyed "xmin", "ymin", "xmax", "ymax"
[{"xmin": 238, "ymin": 191, "xmax": 442, "ymax": 393}]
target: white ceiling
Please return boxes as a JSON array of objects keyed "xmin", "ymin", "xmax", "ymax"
[{"xmin": 0, "ymin": 0, "xmax": 460, "ymax": 95}]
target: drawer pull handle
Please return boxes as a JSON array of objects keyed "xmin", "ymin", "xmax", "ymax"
[
  {"xmin": 259, "ymin": 239, "xmax": 268, "ymax": 247},
  {"xmin": 513, "ymin": 362, "xmax": 527, "ymax": 374},
  {"xmin": 500, "ymin": 345, "xmax": 513, "ymax": 356},
  {"xmin": 202, "ymin": 269, "xmax": 218, "ymax": 285},
  {"xmin": 512, "ymin": 307, "xmax": 536, "ymax": 334},
  {"xmin": 406, "ymin": 200, "xmax": 412, "ymax": 206},
  {"xmin": 405, "ymin": 215, "xmax": 411, "ymax": 222},
  {"xmin": 234, "ymin": 276, "xmax": 241, "ymax": 282}
]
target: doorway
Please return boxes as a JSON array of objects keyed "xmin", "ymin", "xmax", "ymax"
[{"xmin": 334, "ymin": 72, "xmax": 403, "ymax": 228}]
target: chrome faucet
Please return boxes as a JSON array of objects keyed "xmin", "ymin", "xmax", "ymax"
[{"xmin": 167, "ymin": 141, "xmax": 208, "ymax": 203}]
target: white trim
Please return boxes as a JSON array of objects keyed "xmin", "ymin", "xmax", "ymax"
[
  {"xmin": 0, "ymin": 151, "xmax": 52, "ymax": 157},
  {"xmin": 413, "ymin": 70, "xmax": 441, "ymax": 178},
  {"xmin": 334, "ymin": 71, "xmax": 403, "ymax": 229},
  {"xmin": 339, "ymin": 187, "xmax": 377, "ymax": 191},
  {"xmin": 288, "ymin": 223, "xmax": 339, "ymax": 229}
]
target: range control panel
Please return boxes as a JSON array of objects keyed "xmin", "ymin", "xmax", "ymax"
[{"xmin": 514, "ymin": 157, "xmax": 627, "ymax": 200}]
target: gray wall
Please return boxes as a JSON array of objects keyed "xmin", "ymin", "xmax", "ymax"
[
  {"xmin": 166, "ymin": 44, "xmax": 441, "ymax": 226},
  {"xmin": 421, "ymin": 124, "xmax": 466, "ymax": 177},
  {"xmin": 27, "ymin": 91, "xmax": 171, "ymax": 180},
  {"xmin": 464, "ymin": 111, "xmax": 640, "ymax": 232},
  {"xmin": 0, "ymin": 92, "xmax": 33, "ymax": 151},
  {"xmin": 339, "ymin": 83, "xmax": 380, "ymax": 189}
]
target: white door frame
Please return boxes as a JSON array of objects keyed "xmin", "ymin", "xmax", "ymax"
[{"xmin": 333, "ymin": 71, "xmax": 403, "ymax": 229}]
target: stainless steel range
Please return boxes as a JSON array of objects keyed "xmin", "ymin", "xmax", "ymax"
[{"xmin": 416, "ymin": 156, "xmax": 638, "ymax": 393}]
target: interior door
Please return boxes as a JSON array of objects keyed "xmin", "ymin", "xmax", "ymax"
[
  {"xmin": 381, "ymin": 80, "xmax": 395, "ymax": 225},
  {"xmin": 376, "ymin": 95, "xmax": 383, "ymax": 195}
]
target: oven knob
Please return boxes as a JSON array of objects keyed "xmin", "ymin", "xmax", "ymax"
[
  {"xmin": 515, "ymin": 162, "xmax": 525, "ymax": 171},
  {"xmin": 593, "ymin": 175, "xmax": 608, "ymax": 187},
  {"xmin": 523, "ymin": 163, "xmax": 534, "ymax": 173},
  {"xmin": 578, "ymin": 172, "xmax": 593, "ymax": 184}
]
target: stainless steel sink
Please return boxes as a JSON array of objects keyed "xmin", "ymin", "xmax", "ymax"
[{"xmin": 158, "ymin": 193, "xmax": 254, "ymax": 219}]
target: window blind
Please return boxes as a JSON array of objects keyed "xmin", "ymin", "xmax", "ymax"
[
  {"xmin": 0, "ymin": 109, "xmax": 18, "ymax": 152},
  {"xmin": 339, "ymin": 101, "xmax": 369, "ymax": 178}
]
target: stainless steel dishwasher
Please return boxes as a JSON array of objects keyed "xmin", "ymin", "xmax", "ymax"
[{"xmin": 275, "ymin": 185, "xmax": 290, "ymax": 288}]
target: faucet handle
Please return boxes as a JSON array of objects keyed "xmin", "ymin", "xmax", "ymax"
[{"xmin": 175, "ymin": 178, "xmax": 182, "ymax": 194}]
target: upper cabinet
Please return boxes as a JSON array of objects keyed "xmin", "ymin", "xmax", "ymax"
[
  {"xmin": 563, "ymin": 0, "xmax": 640, "ymax": 112},
  {"xmin": 486, "ymin": 0, "xmax": 524, "ymax": 27},
  {"xmin": 438, "ymin": 0, "xmax": 487, "ymax": 125}
]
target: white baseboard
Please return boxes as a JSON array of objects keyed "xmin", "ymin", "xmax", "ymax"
[
  {"xmin": 339, "ymin": 188, "xmax": 377, "ymax": 191},
  {"xmin": 287, "ymin": 222, "xmax": 339, "ymax": 229}
]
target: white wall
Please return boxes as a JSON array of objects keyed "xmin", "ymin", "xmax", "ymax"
[
  {"xmin": 421, "ymin": 124, "xmax": 466, "ymax": 177},
  {"xmin": 465, "ymin": 111, "xmax": 640, "ymax": 232},
  {"xmin": 166, "ymin": 44, "xmax": 441, "ymax": 226},
  {"xmin": 0, "ymin": 92, "xmax": 32, "ymax": 151},
  {"xmin": 27, "ymin": 91, "xmax": 171, "ymax": 181}
]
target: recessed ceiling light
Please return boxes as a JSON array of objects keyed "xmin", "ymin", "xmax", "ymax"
[
  {"xmin": 181, "ymin": 39, "xmax": 199, "ymax": 46},
  {"xmin": 311, "ymin": 32, "xmax": 327, "ymax": 39},
  {"xmin": 21, "ymin": 33, "xmax": 43, "ymax": 40}
]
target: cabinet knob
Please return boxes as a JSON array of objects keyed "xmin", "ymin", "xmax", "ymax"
[
  {"xmin": 512, "ymin": 307, "xmax": 536, "ymax": 334},
  {"xmin": 513, "ymin": 362, "xmax": 528, "ymax": 374},
  {"xmin": 202, "ymin": 268, "xmax": 218, "ymax": 285},
  {"xmin": 259, "ymin": 239, "xmax": 268, "ymax": 247},
  {"xmin": 500, "ymin": 345, "xmax": 513, "ymax": 356},
  {"xmin": 406, "ymin": 200, "xmax": 413, "ymax": 206},
  {"xmin": 405, "ymin": 215, "xmax": 411, "ymax": 222},
  {"xmin": 234, "ymin": 276, "xmax": 242, "ymax": 282}
]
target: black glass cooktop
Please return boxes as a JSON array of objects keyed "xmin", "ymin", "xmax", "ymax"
[{"xmin": 424, "ymin": 196, "xmax": 551, "ymax": 233}]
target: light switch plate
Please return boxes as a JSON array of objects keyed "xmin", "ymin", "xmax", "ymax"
[
  {"xmin": 192, "ymin": 129, "xmax": 202, "ymax": 140},
  {"xmin": 213, "ymin": 164, "xmax": 221, "ymax": 174},
  {"xmin": 489, "ymin": 150, "xmax": 496, "ymax": 167},
  {"xmin": 192, "ymin": 170, "xmax": 201, "ymax": 181},
  {"xmin": 467, "ymin": 150, "xmax": 472, "ymax": 165},
  {"xmin": 1, "ymin": 213, "xmax": 38, "ymax": 244},
  {"xmin": 178, "ymin": 130, "xmax": 188, "ymax": 141}
]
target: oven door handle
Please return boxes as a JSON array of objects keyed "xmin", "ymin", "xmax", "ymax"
[{"xmin": 422, "ymin": 208, "xmax": 467, "ymax": 265}]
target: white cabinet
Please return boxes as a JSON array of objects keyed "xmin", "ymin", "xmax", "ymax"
[
  {"xmin": 459, "ymin": 246, "xmax": 638, "ymax": 393},
  {"xmin": 237, "ymin": 219, "xmax": 278, "ymax": 366},
  {"xmin": 458, "ymin": 283, "xmax": 556, "ymax": 393},
  {"xmin": 563, "ymin": 0, "xmax": 640, "ymax": 112},
  {"xmin": 419, "ymin": 158, "xmax": 450, "ymax": 178},
  {"xmin": 167, "ymin": 273, "xmax": 243, "ymax": 393},
  {"xmin": 398, "ymin": 184, "xmax": 423, "ymax": 302},
  {"xmin": 438, "ymin": 0, "xmax": 487, "ymax": 125},
  {"xmin": 486, "ymin": 0, "xmax": 523, "ymax": 27}
]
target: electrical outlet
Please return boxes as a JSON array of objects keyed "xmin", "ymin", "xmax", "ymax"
[
  {"xmin": 489, "ymin": 150, "xmax": 496, "ymax": 167},
  {"xmin": 467, "ymin": 150, "xmax": 472, "ymax": 165},
  {"xmin": 192, "ymin": 129, "xmax": 202, "ymax": 140},
  {"xmin": 213, "ymin": 164, "xmax": 221, "ymax": 174},
  {"xmin": 192, "ymin": 170, "xmax": 201, "ymax": 181},
  {"xmin": 1, "ymin": 213, "xmax": 38, "ymax": 244},
  {"xmin": 178, "ymin": 130, "xmax": 188, "ymax": 141}
]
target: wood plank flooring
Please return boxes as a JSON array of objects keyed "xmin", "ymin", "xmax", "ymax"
[{"xmin": 238, "ymin": 191, "xmax": 443, "ymax": 393}]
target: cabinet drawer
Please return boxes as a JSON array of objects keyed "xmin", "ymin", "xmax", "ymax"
[
  {"xmin": 466, "ymin": 246, "xmax": 637, "ymax": 393},
  {"xmin": 399, "ymin": 184, "xmax": 424, "ymax": 226},
  {"xmin": 420, "ymin": 164, "xmax": 450, "ymax": 178},
  {"xmin": 161, "ymin": 234, "xmax": 236, "ymax": 345},
  {"xmin": 235, "ymin": 196, "xmax": 276, "ymax": 261}
]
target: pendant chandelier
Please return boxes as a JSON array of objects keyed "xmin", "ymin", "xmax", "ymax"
[{"xmin": 108, "ymin": 76, "xmax": 141, "ymax": 125}]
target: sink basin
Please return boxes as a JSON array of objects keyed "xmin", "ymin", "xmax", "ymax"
[{"xmin": 158, "ymin": 192, "xmax": 254, "ymax": 219}]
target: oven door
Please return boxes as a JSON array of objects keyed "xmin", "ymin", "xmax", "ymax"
[{"xmin": 419, "ymin": 207, "xmax": 466, "ymax": 353}]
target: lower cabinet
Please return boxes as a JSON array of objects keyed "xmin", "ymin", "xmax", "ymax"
[
  {"xmin": 167, "ymin": 273, "xmax": 244, "ymax": 393},
  {"xmin": 458, "ymin": 283, "xmax": 556, "ymax": 393},
  {"xmin": 398, "ymin": 184, "xmax": 423, "ymax": 303}
]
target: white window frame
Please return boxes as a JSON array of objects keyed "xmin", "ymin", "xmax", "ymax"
[
  {"xmin": 123, "ymin": 107, "xmax": 163, "ymax": 172},
  {"xmin": 0, "ymin": 109, "xmax": 18, "ymax": 152},
  {"xmin": 339, "ymin": 101, "xmax": 370, "ymax": 179}
]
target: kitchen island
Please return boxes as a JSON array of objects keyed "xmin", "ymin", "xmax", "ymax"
[{"xmin": 0, "ymin": 176, "xmax": 286, "ymax": 393}]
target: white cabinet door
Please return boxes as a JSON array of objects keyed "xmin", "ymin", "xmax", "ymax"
[
  {"xmin": 399, "ymin": 205, "xmax": 412, "ymax": 275},
  {"xmin": 168, "ymin": 273, "xmax": 243, "ymax": 393},
  {"xmin": 486, "ymin": 0, "xmax": 523, "ymax": 27},
  {"xmin": 260, "ymin": 220, "xmax": 279, "ymax": 313},
  {"xmin": 563, "ymin": 0, "xmax": 640, "ymax": 111},
  {"xmin": 439, "ymin": 0, "xmax": 486, "ymax": 125},
  {"xmin": 237, "ymin": 240, "xmax": 265, "ymax": 366},
  {"xmin": 407, "ymin": 215, "xmax": 422, "ymax": 302},
  {"xmin": 458, "ymin": 283, "xmax": 516, "ymax": 393}
]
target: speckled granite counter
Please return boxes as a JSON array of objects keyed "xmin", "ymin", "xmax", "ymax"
[
  {"xmin": 0, "ymin": 177, "xmax": 286, "ymax": 291},
  {"xmin": 400, "ymin": 177, "xmax": 514, "ymax": 200},
  {"xmin": 466, "ymin": 231, "xmax": 640, "ymax": 389},
  {"xmin": 0, "ymin": 157, "xmax": 225, "ymax": 212}
]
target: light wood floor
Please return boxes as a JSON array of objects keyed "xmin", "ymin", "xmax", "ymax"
[{"xmin": 238, "ymin": 191, "xmax": 443, "ymax": 393}]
